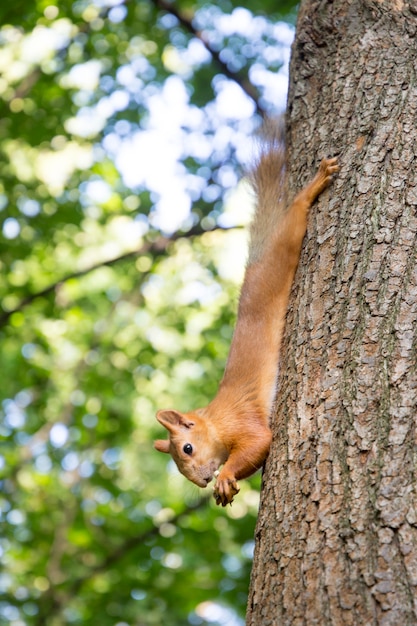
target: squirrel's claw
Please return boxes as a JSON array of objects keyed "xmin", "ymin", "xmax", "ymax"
[
  {"xmin": 213, "ymin": 474, "xmax": 240, "ymax": 507},
  {"xmin": 314, "ymin": 157, "xmax": 340, "ymax": 195}
]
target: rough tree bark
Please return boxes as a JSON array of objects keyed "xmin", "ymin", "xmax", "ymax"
[{"xmin": 247, "ymin": 1, "xmax": 417, "ymax": 625}]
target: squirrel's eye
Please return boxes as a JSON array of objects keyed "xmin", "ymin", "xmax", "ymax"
[{"xmin": 183, "ymin": 443, "xmax": 193, "ymax": 455}]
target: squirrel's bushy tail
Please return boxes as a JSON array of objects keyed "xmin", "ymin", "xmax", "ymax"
[{"xmin": 247, "ymin": 116, "xmax": 287, "ymax": 265}]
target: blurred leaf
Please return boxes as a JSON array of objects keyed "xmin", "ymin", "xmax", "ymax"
[{"xmin": 0, "ymin": 1, "xmax": 297, "ymax": 624}]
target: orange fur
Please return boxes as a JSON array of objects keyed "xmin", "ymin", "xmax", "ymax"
[{"xmin": 155, "ymin": 119, "xmax": 339, "ymax": 506}]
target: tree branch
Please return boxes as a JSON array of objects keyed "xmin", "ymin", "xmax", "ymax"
[
  {"xmin": 72, "ymin": 497, "xmax": 210, "ymax": 592},
  {"xmin": 152, "ymin": 0, "xmax": 264, "ymax": 116},
  {"xmin": 0, "ymin": 224, "xmax": 237, "ymax": 328},
  {"xmin": 35, "ymin": 497, "xmax": 210, "ymax": 624}
]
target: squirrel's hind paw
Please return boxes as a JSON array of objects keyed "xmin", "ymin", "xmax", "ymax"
[{"xmin": 307, "ymin": 156, "xmax": 339, "ymax": 198}]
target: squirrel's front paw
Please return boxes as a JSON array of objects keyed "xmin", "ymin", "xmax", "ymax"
[{"xmin": 213, "ymin": 471, "xmax": 240, "ymax": 507}]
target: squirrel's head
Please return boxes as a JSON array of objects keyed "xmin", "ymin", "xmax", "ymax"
[{"xmin": 154, "ymin": 409, "xmax": 228, "ymax": 488}]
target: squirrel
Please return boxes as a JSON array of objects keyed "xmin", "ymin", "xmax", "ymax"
[{"xmin": 154, "ymin": 118, "xmax": 339, "ymax": 506}]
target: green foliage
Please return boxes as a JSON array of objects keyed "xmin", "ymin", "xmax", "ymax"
[{"xmin": 0, "ymin": 1, "xmax": 297, "ymax": 624}]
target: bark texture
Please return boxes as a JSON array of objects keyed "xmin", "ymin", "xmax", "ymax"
[{"xmin": 247, "ymin": 1, "xmax": 417, "ymax": 624}]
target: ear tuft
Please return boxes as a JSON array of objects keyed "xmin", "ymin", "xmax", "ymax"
[
  {"xmin": 156, "ymin": 409, "xmax": 195, "ymax": 431},
  {"xmin": 154, "ymin": 439, "xmax": 170, "ymax": 454},
  {"xmin": 156, "ymin": 409, "xmax": 183, "ymax": 427}
]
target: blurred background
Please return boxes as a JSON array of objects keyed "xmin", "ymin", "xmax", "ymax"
[{"xmin": 0, "ymin": 1, "xmax": 298, "ymax": 624}]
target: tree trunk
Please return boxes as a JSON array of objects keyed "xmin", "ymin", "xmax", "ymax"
[{"xmin": 247, "ymin": 1, "xmax": 417, "ymax": 624}]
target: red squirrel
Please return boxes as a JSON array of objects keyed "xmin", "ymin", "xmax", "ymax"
[{"xmin": 154, "ymin": 119, "xmax": 339, "ymax": 506}]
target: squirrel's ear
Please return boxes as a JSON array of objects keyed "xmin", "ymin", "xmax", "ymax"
[
  {"xmin": 156, "ymin": 409, "xmax": 194, "ymax": 431},
  {"xmin": 154, "ymin": 439, "xmax": 170, "ymax": 454}
]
